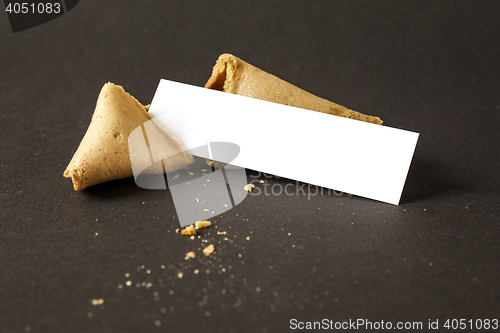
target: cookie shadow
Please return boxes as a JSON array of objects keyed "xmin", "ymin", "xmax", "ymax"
[{"xmin": 82, "ymin": 177, "xmax": 146, "ymax": 199}]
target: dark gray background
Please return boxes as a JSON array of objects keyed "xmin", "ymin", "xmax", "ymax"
[{"xmin": 1, "ymin": 1, "xmax": 499, "ymax": 332}]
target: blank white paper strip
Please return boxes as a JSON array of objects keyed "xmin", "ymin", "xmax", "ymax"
[{"xmin": 149, "ymin": 79, "xmax": 419, "ymax": 205}]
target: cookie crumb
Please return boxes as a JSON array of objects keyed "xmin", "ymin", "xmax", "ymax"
[
  {"xmin": 181, "ymin": 225, "xmax": 196, "ymax": 236},
  {"xmin": 244, "ymin": 184, "xmax": 255, "ymax": 192},
  {"xmin": 91, "ymin": 298, "xmax": 105, "ymax": 306},
  {"xmin": 217, "ymin": 231, "xmax": 227, "ymax": 235},
  {"xmin": 178, "ymin": 272, "xmax": 183, "ymax": 279},
  {"xmin": 195, "ymin": 220, "xmax": 211, "ymax": 229},
  {"xmin": 260, "ymin": 180, "xmax": 265, "ymax": 184},
  {"xmin": 185, "ymin": 251, "xmax": 196, "ymax": 260},
  {"xmin": 173, "ymin": 173, "xmax": 180, "ymax": 180},
  {"xmin": 203, "ymin": 244, "xmax": 215, "ymax": 256}
]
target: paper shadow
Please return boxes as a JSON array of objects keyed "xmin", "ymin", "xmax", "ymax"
[{"xmin": 400, "ymin": 157, "xmax": 467, "ymax": 204}]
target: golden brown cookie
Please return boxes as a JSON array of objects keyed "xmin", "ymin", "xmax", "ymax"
[
  {"xmin": 205, "ymin": 54, "xmax": 383, "ymax": 125},
  {"xmin": 64, "ymin": 83, "xmax": 193, "ymax": 190}
]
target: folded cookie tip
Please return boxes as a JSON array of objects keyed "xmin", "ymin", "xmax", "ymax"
[{"xmin": 63, "ymin": 168, "xmax": 84, "ymax": 190}]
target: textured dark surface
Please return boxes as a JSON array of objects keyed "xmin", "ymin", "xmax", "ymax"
[{"xmin": 0, "ymin": 1, "xmax": 499, "ymax": 332}]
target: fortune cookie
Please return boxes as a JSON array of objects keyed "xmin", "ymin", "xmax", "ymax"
[
  {"xmin": 205, "ymin": 54, "xmax": 383, "ymax": 125},
  {"xmin": 64, "ymin": 83, "xmax": 193, "ymax": 190}
]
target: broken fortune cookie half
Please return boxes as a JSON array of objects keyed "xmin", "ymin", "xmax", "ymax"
[
  {"xmin": 205, "ymin": 53, "xmax": 383, "ymax": 125},
  {"xmin": 63, "ymin": 83, "xmax": 193, "ymax": 190}
]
